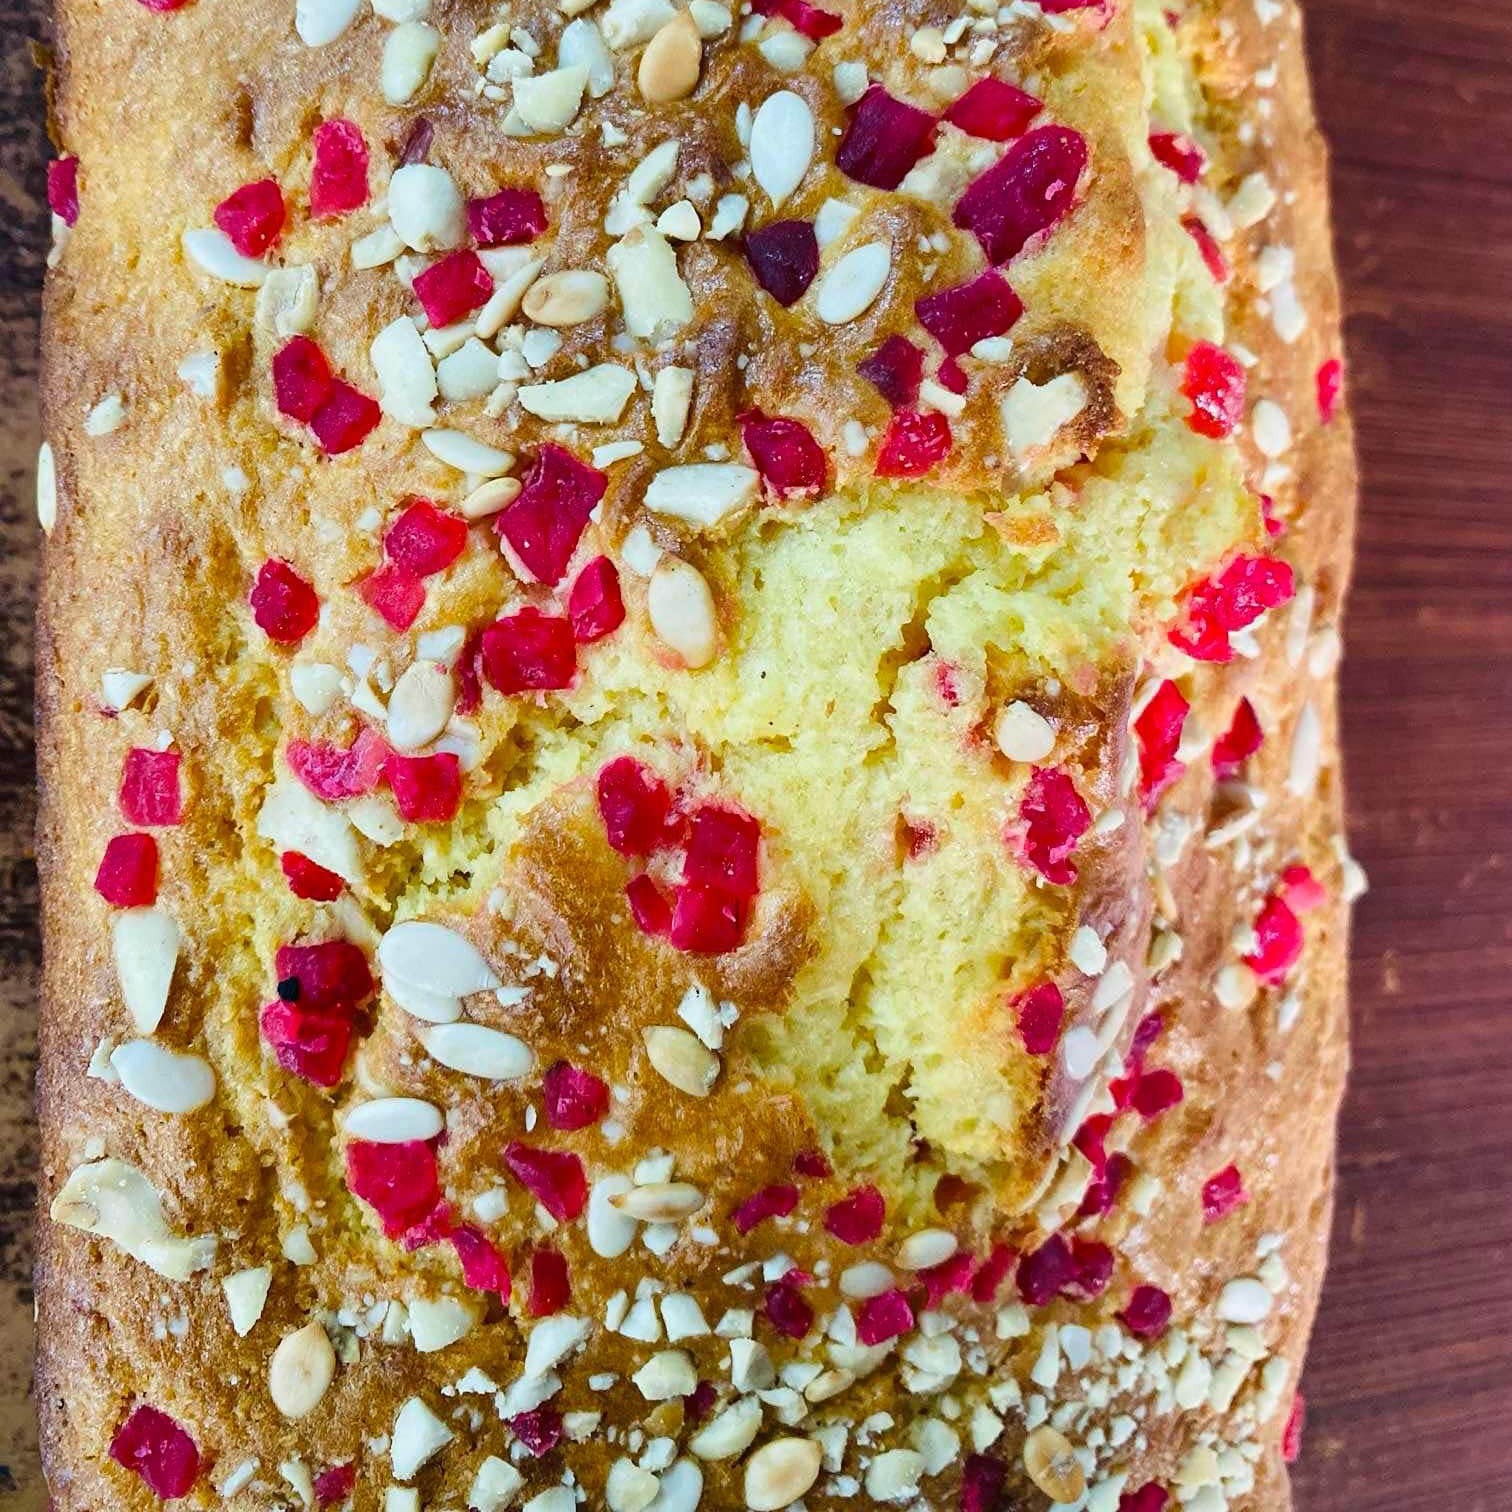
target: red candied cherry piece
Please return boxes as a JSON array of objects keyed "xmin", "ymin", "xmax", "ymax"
[
  {"xmin": 480, "ymin": 608, "xmax": 577, "ymax": 694},
  {"xmin": 961, "ymin": 1453, "xmax": 1008, "ymax": 1512},
  {"xmin": 386, "ymin": 751, "xmax": 462, "ymax": 823},
  {"xmin": 937, "ymin": 358, "xmax": 968, "ymax": 395},
  {"xmin": 740, "ymin": 411, "xmax": 827, "ymax": 498},
  {"xmin": 1202, "ymin": 1163, "xmax": 1248, "ymax": 1222},
  {"xmin": 859, "ymin": 335, "xmax": 925, "ymax": 410},
  {"xmin": 109, "ymin": 1404, "xmax": 200, "ymax": 1500},
  {"xmin": 214, "ymin": 178, "xmax": 286, "ymax": 257},
  {"xmin": 542, "ymin": 1061, "xmax": 610, "ymax": 1131},
  {"xmin": 1066, "ymin": 1237, "xmax": 1114, "ymax": 1299},
  {"xmin": 260, "ymin": 998, "xmax": 355, "ymax": 1087},
  {"xmin": 1119, "ymin": 1283, "xmax": 1173, "ymax": 1339},
  {"xmin": 468, "ymin": 187, "xmax": 548, "ymax": 246},
  {"xmin": 95, "ymin": 833, "xmax": 159, "ymax": 907},
  {"xmin": 287, "ymin": 728, "xmax": 391, "ymax": 802},
  {"xmin": 1211, "ymin": 697, "xmax": 1262, "ymax": 777},
  {"xmin": 1135, "ymin": 678, "xmax": 1189, "ymax": 809},
  {"xmin": 450, "ymin": 1223, "xmax": 511, "ymax": 1295},
  {"xmin": 919, "ymin": 1250, "xmax": 974, "ymax": 1307},
  {"xmin": 954, "ymin": 125, "xmax": 1089, "ymax": 265},
  {"xmin": 412, "ymin": 249, "xmax": 494, "ymax": 328},
  {"xmin": 824, "ymin": 1183, "xmax": 884, "ymax": 1244},
  {"xmin": 309, "ymin": 119, "xmax": 370, "ymax": 218},
  {"xmin": 1149, "ymin": 130, "xmax": 1206, "ymax": 183},
  {"xmin": 311, "ymin": 381, "xmax": 382, "ymax": 455},
  {"xmin": 313, "ymin": 1464, "xmax": 356, "ymax": 1506},
  {"xmin": 359, "ymin": 561, "xmax": 426, "ymax": 632},
  {"xmin": 47, "ymin": 156, "xmax": 80, "ymax": 226},
  {"xmin": 272, "ymin": 336, "xmax": 334, "ymax": 423},
  {"xmin": 275, "ymin": 939, "xmax": 374, "ymax": 1009},
  {"xmin": 1244, "ymin": 892, "xmax": 1303, "ymax": 982},
  {"xmin": 1130, "ymin": 1066, "xmax": 1184, "ymax": 1118},
  {"xmin": 915, "ymin": 269, "xmax": 1023, "ymax": 358},
  {"xmin": 1316, "ymin": 358, "xmax": 1344, "ymax": 423},
  {"xmin": 1015, "ymin": 766, "xmax": 1091, "ymax": 885},
  {"xmin": 764, "ymin": 1278, "xmax": 813, "ymax": 1339},
  {"xmin": 510, "ymin": 1406, "xmax": 563, "ymax": 1458},
  {"xmin": 568, "ymin": 556, "xmax": 625, "ymax": 643},
  {"xmin": 1170, "ymin": 554, "xmax": 1295, "ymax": 662},
  {"xmin": 454, "ymin": 630, "xmax": 484, "ymax": 716},
  {"xmin": 685, "ymin": 1381, "xmax": 717, "ymax": 1421},
  {"xmin": 732, "ymin": 1182, "xmax": 798, "ymax": 1234},
  {"xmin": 346, "ymin": 1138, "xmax": 441, "ymax": 1235},
  {"xmin": 280, "ymin": 849, "xmax": 345, "ymax": 901},
  {"xmin": 669, "ymin": 882, "xmax": 747, "ymax": 954},
  {"xmin": 1017, "ymin": 1233, "xmax": 1075, "ymax": 1305},
  {"xmin": 876, "ymin": 409, "xmax": 952, "ymax": 478},
  {"xmin": 597, "ymin": 756, "xmax": 673, "ymax": 855},
  {"xmin": 1183, "ymin": 214, "xmax": 1229, "ymax": 281},
  {"xmin": 1280, "ymin": 863, "xmax": 1327, "ymax": 913},
  {"xmin": 1073, "ymin": 1113, "xmax": 1113, "ymax": 1176},
  {"xmin": 1120, "ymin": 1487, "xmax": 1171, "ymax": 1512},
  {"xmin": 1014, "ymin": 981, "xmax": 1064, "ymax": 1054},
  {"xmin": 970, "ymin": 1243, "xmax": 1017, "ymax": 1304},
  {"xmin": 528, "ymin": 1247, "xmax": 571, "ymax": 1316},
  {"xmin": 251, "ymin": 558, "xmax": 320, "ymax": 644},
  {"xmin": 1180, "ymin": 340, "xmax": 1246, "ymax": 439},
  {"xmin": 504, "ymin": 1141, "xmax": 588, "ymax": 1222},
  {"xmin": 751, "ymin": 0, "xmax": 842, "ymax": 40},
  {"xmin": 135, "ymin": 0, "xmax": 193, "ymax": 11},
  {"xmin": 120, "ymin": 748, "xmax": 183, "ymax": 827},
  {"xmin": 744, "ymin": 219, "xmax": 820, "ymax": 307},
  {"xmin": 1282, "ymin": 1390, "xmax": 1307, "ymax": 1462},
  {"xmin": 1131, "ymin": 1008, "xmax": 1165, "ymax": 1061},
  {"xmin": 626, "ymin": 873, "xmax": 673, "ymax": 936},
  {"xmin": 497, "ymin": 444, "xmax": 607, "ymax": 586},
  {"xmin": 837, "ymin": 85, "xmax": 938, "ymax": 190},
  {"xmin": 856, "ymin": 1287, "xmax": 915, "ymax": 1345},
  {"xmin": 946, "ymin": 78, "xmax": 1042, "ymax": 141},
  {"xmin": 1261, "ymin": 493, "xmax": 1285, "ymax": 538},
  {"xmin": 385, "ymin": 499, "xmax": 468, "ymax": 577},
  {"xmin": 684, "ymin": 805, "xmax": 761, "ymax": 897},
  {"xmin": 1079, "ymin": 1151, "xmax": 1132, "ymax": 1219},
  {"xmin": 792, "ymin": 1148, "xmax": 831, "ymax": 1178}
]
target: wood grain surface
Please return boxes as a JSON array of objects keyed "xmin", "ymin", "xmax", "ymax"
[{"xmin": 1, "ymin": 2, "xmax": 1509, "ymax": 1507}]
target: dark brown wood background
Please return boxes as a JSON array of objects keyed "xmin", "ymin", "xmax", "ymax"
[{"xmin": 0, "ymin": 1, "xmax": 1508, "ymax": 1506}]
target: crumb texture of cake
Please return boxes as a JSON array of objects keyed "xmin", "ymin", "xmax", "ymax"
[{"xmin": 34, "ymin": 0, "xmax": 1356, "ymax": 1506}]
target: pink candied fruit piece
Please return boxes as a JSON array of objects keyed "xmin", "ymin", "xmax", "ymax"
[
  {"xmin": 915, "ymin": 269, "xmax": 1023, "ymax": 358},
  {"xmin": 313, "ymin": 1464, "xmax": 356, "ymax": 1506},
  {"xmin": 287, "ymin": 727, "xmax": 391, "ymax": 802},
  {"xmin": 1014, "ymin": 980, "xmax": 1064, "ymax": 1055},
  {"xmin": 260, "ymin": 999, "xmax": 356, "ymax": 1088},
  {"xmin": 497, "ymin": 444, "xmax": 607, "ymax": 586},
  {"xmin": 1066, "ymin": 1237, "xmax": 1114, "ymax": 1299},
  {"xmin": 1131, "ymin": 1008, "xmax": 1165, "ymax": 1060},
  {"xmin": 857, "ymin": 1287, "xmax": 915, "ymax": 1345},
  {"xmin": 1119, "ymin": 1283, "xmax": 1173, "ymax": 1339},
  {"xmin": 837, "ymin": 85, "xmax": 938, "ymax": 190},
  {"xmin": 214, "ymin": 177, "xmax": 286, "ymax": 257},
  {"xmin": 1211, "ymin": 697, "xmax": 1262, "ymax": 777},
  {"xmin": 750, "ymin": 0, "xmax": 842, "ymax": 40},
  {"xmin": 1182, "ymin": 214, "xmax": 1229, "ymax": 281},
  {"xmin": 120, "ymin": 748, "xmax": 183, "ymax": 827},
  {"xmin": 684, "ymin": 805, "xmax": 761, "ymax": 897},
  {"xmin": 876, "ymin": 409, "xmax": 952, "ymax": 478},
  {"xmin": 109, "ymin": 1404, "xmax": 200, "ymax": 1500},
  {"xmin": 275, "ymin": 939, "xmax": 374, "ymax": 1010},
  {"xmin": 568, "ymin": 556, "xmax": 626, "ymax": 643},
  {"xmin": 1130, "ymin": 1066, "xmax": 1184, "ymax": 1119},
  {"xmin": 824, "ymin": 1183, "xmax": 884, "ymax": 1245},
  {"xmin": 346, "ymin": 1137, "xmax": 441, "ymax": 1236},
  {"xmin": 1073, "ymin": 1113, "xmax": 1113, "ymax": 1176},
  {"xmin": 1120, "ymin": 1487, "xmax": 1171, "ymax": 1512},
  {"xmin": 859, "ymin": 335, "xmax": 925, "ymax": 410},
  {"xmin": 1280, "ymin": 862, "xmax": 1327, "ymax": 913},
  {"xmin": 47, "ymin": 156, "xmax": 80, "ymax": 226},
  {"xmin": 1202, "ymin": 1163, "xmax": 1248, "ymax": 1222},
  {"xmin": 1244, "ymin": 891, "xmax": 1304, "ymax": 982},
  {"xmin": 732, "ymin": 1182, "xmax": 799, "ymax": 1234},
  {"xmin": 510, "ymin": 1406, "xmax": 563, "ymax": 1458},
  {"xmin": 359, "ymin": 561, "xmax": 426, "ymax": 632},
  {"xmin": 1135, "ymin": 678, "xmax": 1189, "ymax": 809},
  {"xmin": 954, "ymin": 125, "xmax": 1089, "ymax": 265},
  {"xmin": 251, "ymin": 557, "xmax": 320, "ymax": 644},
  {"xmin": 626, "ymin": 873, "xmax": 673, "ymax": 936},
  {"xmin": 1079, "ymin": 1150, "xmax": 1132, "ymax": 1219},
  {"xmin": 1149, "ymin": 130, "xmax": 1206, "ymax": 184},
  {"xmin": 741, "ymin": 411, "xmax": 827, "ymax": 498},
  {"xmin": 970, "ymin": 1242, "xmax": 1017, "ymax": 1303},
  {"xmin": 1316, "ymin": 358, "xmax": 1344, "ymax": 423},
  {"xmin": 937, "ymin": 357, "xmax": 968, "ymax": 395},
  {"xmin": 309, "ymin": 119, "xmax": 369, "ymax": 218},
  {"xmin": 272, "ymin": 336, "xmax": 334, "ymax": 423},
  {"xmin": 450, "ymin": 1223, "xmax": 511, "ymax": 1296},
  {"xmin": 385, "ymin": 498, "xmax": 468, "ymax": 577},
  {"xmin": 1169, "ymin": 553, "xmax": 1295, "ymax": 663},
  {"xmin": 670, "ymin": 882, "xmax": 747, "ymax": 954},
  {"xmin": 919, "ymin": 1249, "xmax": 974, "ymax": 1307},
  {"xmin": 597, "ymin": 756, "xmax": 673, "ymax": 856},
  {"xmin": 1281, "ymin": 1390, "xmax": 1307, "ymax": 1463},
  {"xmin": 1017, "ymin": 1233, "xmax": 1075, "ymax": 1306},
  {"xmin": 744, "ymin": 219, "xmax": 820, "ymax": 307},
  {"xmin": 961, "ymin": 1453, "xmax": 1007, "ymax": 1512},
  {"xmin": 311, "ymin": 380, "xmax": 381, "ymax": 455},
  {"xmin": 480, "ymin": 608, "xmax": 577, "ymax": 694},
  {"xmin": 1015, "ymin": 765, "xmax": 1091, "ymax": 885},
  {"xmin": 504, "ymin": 1141, "xmax": 587, "ymax": 1222},
  {"xmin": 764, "ymin": 1278, "xmax": 814, "ymax": 1339},
  {"xmin": 95, "ymin": 833, "xmax": 159, "ymax": 907},
  {"xmin": 528, "ymin": 1247, "xmax": 571, "ymax": 1316},
  {"xmin": 542, "ymin": 1060, "xmax": 610, "ymax": 1131},
  {"xmin": 135, "ymin": 0, "xmax": 194, "ymax": 13},
  {"xmin": 468, "ymin": 187, "xmax": 548, "ymax": 246},
  {"xmin": 1180, "ymin": 340, "xmax": 1246, "ymax": 439},
  {"xmin": 412, "ymin": 249, "xmax": 494, "ymax": 328},
  {"xmin": 946, "ymin": 78, "xmax": 1041, "ymax": 141},
  {"xmin": 792, "ymin": 1148, "xmax": 831, "ymax": 1179},
  {"xmin": 386, "ymin": 751, "xmax": 462, "ymax": 823},
  {"xmin": 280, "ymin": 850, "xmax": 346, "ymax": 901}
]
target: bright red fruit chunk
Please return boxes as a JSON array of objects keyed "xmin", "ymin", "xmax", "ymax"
[
  {"xmin": 412, "ymin": 250, "xmax": 494, "ymax": 328},
  {"xmin": 346, "ymin": 1138, "xmax": 441, "ymax": 1236},
  {"xmin": 510, "ymin": 1407, "xmax": 563, "ymax": 1458},
  {"xmin": 857, "ymin": 1287, "xmax": 915, "ymax": 1345},
  {"xmin": 837, "ymin": 86, "xmax": 938, "ymax": 190},
  {"xmin": 276, "ymin": 940, "xmax": 374, "ymax": 1010},
  {"xmin": 385, "ymin": 499, "xmax": 468, "ymax": 577},
  {"xmin": 946, "ymin": 78, "xmax": 1041, "ymax": 141},
  {"xmin": 497, "ymin": 445, "xmax": 606, "ymax": 586},
  {"xmin": 1073, "ymin": 1114, "xmax": 1112, "ymax": 1177},
  {"xmin": 120, "ymin": 748, "xmax": 183, "ymax": 827},
  {"xmin": 260, "ymin": 999, "xmax": 356, "ymax": 1087},
  {"xmin": 669, "ymin": 882, "xmax": 746, "ymax": 954},
  {"xmin": 109, "ymin": 1405, "xmax": 200, "ymax": 1500},
  {"xmin": 1119, "ymin": 1283, "xmax": 1173, "ymax": 1339},
  {"xmin": 468, "ymin": 187, "xmax": 548, "ymax": 246},
  {"xmin": 919, "ymin": 1250, "xmax": 974, "ymax": 1307},
  {"xmin": 1169, "ymin": 554, "xmax": 1295, "ymax": 663},
  {"xmin": 1212, "ymin": 697, "xmax": 1262, "ymax": 777},
  {"xmin": 359, "ymin": 562, "xmax": 426, "ymax": 631},
  {"xmin": 597, "ymin": 757, "xmax": 673, "ymax": 855},
  {"xmin": 1135, "ymin": 679, "xmax": 1189, "ymax": 808},
  {"xmin": 1079, "ymin": 1151, "xmax": 1132, "ymax": 1219},
  {"xmin": 876, "ymin": 409, "xmax": 952, "ymax": 478},
  {"xmin": 528, "ymin": 1247, "xmax": 571, "ymax": 1315},
  {"xmin": 1183, "ymin": 214, "xmax": 1229, "ymax": 281},
  {"xmin": 824, "ymin": 1184, "xmax": 884, "ymax": 1245},
  {"xmin": 1202, "ymin": 1163, "xmax": 1248, "ymax": 1222},
  {"xmin": 1017, "ymin": 1234, "xmax": 1075, "ymax": 1306},
  {"xmin": 95, "ymin": 833, "xmax": 159, "ymax": 907},
  {"xmin": 1119, "ymin": 1486, "xmax": 1170, "ymax": 1512},
  {"xmin": 311, "ymin": 381, "xmax": 381, "ymax": 455},
  {"xmin": 313, "ymin": 1464, "xmax": 356, "ymax": 1506},
  {"xmin": 793, "ymin": 1148, "xmax": 831, "ymax": 1178},
  {"xmin": 542, "ymin": 1061, "xmax": 609, "ymax": 1131},
  {"xmin": 1180, "ymin": 340, "xmax": 1246, "ymax": 439},
  {"xmin": 1014, "ymin": 981, "xmax": 1064, "ymax": 1054},
  {"xmin": 1149, "ymin": 130, "xmax": 1206, "ymax": 183},
  {"xmin": 916, "ymin": 270, "xmax": 1023, "ymax": 357},
  {"xmin": 1015, "ymin": 766, "xmax": 1091, "ymax": 885},
  {"xmin": 764, "ymin": 1279, "xmax": 813, "ymax": 1338},
  {"xmin": 287, "ymin": 728, "xmax": 391, "ymax": 802},
  {"xmin": 450, "ymin": 1223, "xmax": 511, "ymax": 1295},
  {"xmin": 1316, "ymin": 358, "xmax": 1343, "ymax": 423},
  {"xmin": 744, "ymin": 220, "xmax": 820, "ymax": 307},
  {"xmin": 1244, "ymin": 891, "xmax": 1304, "ymax": 982},
  {"xmin": 1282, "ymin": 1390, "xmax": 1307, "ymax": 1462},
  {"xmin": 568, "ymin": 556, "xmax": 625, "ymax": 643},
  {"xmin": 214, "ymin": 178, "xmax": 285, "ymax": 256},
  {"xmin": 970, "ymin": 1242, "xmax": 1017, "ymax": 1304},
  {"xmin": 481, "ymin": 609, "xmax": 577, "ymax": 694},
  {"xmin": 961, "ymin": 1453, "xmax": 1007, "ymax": 1512},
  {"xmin": 504, "ymin": 1142, "xmax": 587, "ymax": 1222},
  {"xmin": 135, "ymin": 0, "xmax": 193, "ymax": 13},
  {"xmin": 859, "ymin": 336, "xmax": 925, "ymax": 410},
  {"xmin": 281, "ymin": 850, "xmax": 345, "ymax": 900},
  {"xmin": 47, "ymin": 156, "xmax": 80, "ymax": 226},
  {"xmin": 626, "ymin": 874, "xmax": 673, "ymax": 936},
  {"xmin": 1281, "ymin": 863, "xmax": 1327, "ymax": 913},
  {"xmin": 732, "ymin": 1182, "xmax": 798, "ymax": 1234},
  {"xmin": 251, "ymin": 558, "xmax": 320, "ymax": 644},
  {"xmin": 273, "ymin": 336, "xmax": 334, "ymax": 422},
  {"xmin": 309, "ymin": 119, "xmax": 369, "ymax": 218},
  {"xmin": 954, "ymin": 126, "xmax": 1089, "ymax": 265},
  {"xmin": 386, "ymin": 752, "xmax": 462, "ymax": 823},
  {"xmin": 741, "ymin": 411, "xmax": 827, "ymax": 498},
  {"xmin": 1130, "ymin": 1066, "xmax": 1184, "ymax": 1118},
  {"xmin": 750, "ymin": 0, "xmax": 842, "ymax": 40},
  {"xmin": 1066, "ymin": 1237, "xmax": 1114, "ymax": 1299},
  {"xmin": 684, "ymin": 806, "xmax": 761, "ymax": 896}
]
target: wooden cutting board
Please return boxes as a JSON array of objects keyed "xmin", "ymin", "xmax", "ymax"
[{"xmin": 1, "ymin": 2, "xmax": 1509, "ymax": 1507}]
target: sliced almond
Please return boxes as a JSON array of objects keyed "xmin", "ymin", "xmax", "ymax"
[
  {"xmin": 1023, "ymin": 1425, "xmax": 1086, "ymax": 1503},
  {"xmin": 269, "ymin": 1321, "xmax": 336, "ymax": 1419},
  {"xmin": 606, "ymin": 224, "xmax": 693, "ymax": 341},
  {"xmin": 638, "ymin": 11, "xmax": 702, "ymax": 103},
  {"xmin": 110, "ymin": 1041, "xmax": 216, "ymax": 1114},
  {"xmin": 644, "ymin": 462, "xmax": 758, "ymax": 528},
  {"xmin": 609, "ymin": 1181, "xmax": 704, "ymax": 1221},
  {"xmin": 815, "ymin": 240, "xmax": 892, "ymax": 324},
  {"xmin": 749, "ymin": 90, "xmax": 815, "ymax": 210},
  {"xmin": 512, "ymin": 64, "xmax": 590, "ymax": 134},
  {"xmin": 647, "ymin": 557, "xmax": 717, "ymax": 669},
  {"xmin": 461, "ymin": 476, "xmax": 523, "ymax": 521},
  {"xmin": 643, "ymin": 1025, "xmax": 719, "ymax": 1097},
  {"xmin": 652, "ymin": 366, "xmax": 694, "ymax": 448},
  {"xmin": 522, "ymin": 269, "xmax": 611, "ymax": 327},
  {"xmin": 744, "ymin": 1438, "xmax": 822, "ymax": 1511},
  {"xmin": 518, "ymin": 364, "xmax": 637, "ymax": 424},
  {"xmin": 112, "ymin": 907, "xmax": 181, "ymax": 1035}
]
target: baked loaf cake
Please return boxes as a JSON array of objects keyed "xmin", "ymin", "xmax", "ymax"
[{"xmin": 34, "ymin": 0, "xmax": 1359, "ymax": 1505}]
